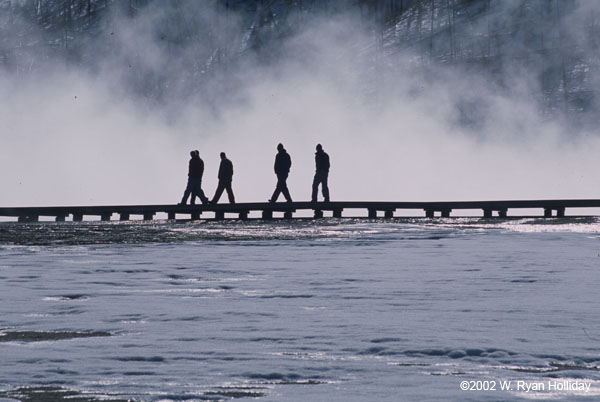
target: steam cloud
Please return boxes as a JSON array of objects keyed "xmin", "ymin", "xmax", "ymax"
[{"xmin": 1, "ymin": 0, "xmax": 600, "ymax": 210}]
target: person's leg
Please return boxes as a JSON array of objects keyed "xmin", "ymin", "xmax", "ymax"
[
  {"xmin": 277, "ymin": 173, "xmax": 292, "ymax": 202},
  {"xmin": 272, "ymin": 173, "xmax": 288, "ymax": 202},
  {"xmin": 270, "ymin": 180, "xmax": 281, "ymax": 202},
  {"xmin": 225, "ymin": 181, "xmax": 235, "ymax": 204},
  {"xmin": 211, "ymin": 181, "xmax": 225, "ymax": 203},
  {"xmin": 190, "ymin": 178, "xmax": 199, "ymax": 205},
  {"xmin": 282, "ymin": 184, "xmax": 292, "ymax": 202},
  {"xmin": 180, "ymin": 178, "xmax": 192, "ymax": 204},
  {"xmin": 311, "ymin": 174, "xmax": 320, "ymax": 202},
  {"xmin": 280, "ymin": 174, "xmax": 292, "ymax": 202},
  {"xmin": 198, "ymin": 186, "xmax": 209, "ymax": 204},
  {"xmin": 322, "ymin": 173, "xmax": 329, "ymax": 202}
]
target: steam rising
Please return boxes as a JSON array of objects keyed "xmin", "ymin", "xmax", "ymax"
[{"xmin": 1, "ymin": 1, "xmax": 600, "ymax": 207}]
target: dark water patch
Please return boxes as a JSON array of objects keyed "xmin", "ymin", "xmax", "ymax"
[
  {"xmin": 340, "ymin": 296, "xmax": 385, "ymax": 300},
  {"xmin": 89, "ymin": 281, "xmax": 122, "ymax": 286},
  {"xmin": 258, "ymin": 294, "xmax": 313, "ymax": 299},
  {"xmin": 429, "ymin": 370, "xmax": 468, "ymax": 376},
  {"xmin": 45, "ymin": 368, "xmax": 79, "ymax": 375},
  {"xmin": 0, "ymin": 221, "xmax": 345, "ymax": 246},
  {"xmin": 1, "ymin": 217, "xmax": 593, "ymax": 246},
  {"xmin": 243, "ymin": 372, "xmax": 327, "ymax": 385},
  {"xmin": 540, "ymin": 323, "xmax": 569, "ymax": 329},
  {"xmin": 250, "ymin": 337, "xmax": 297, "ymax": 343},
  {"xmin": 171, "ymin": 355, "xmax": 254, "ymax": 363},
  {"xmin": 0, "ymin": 387, "xmax": 128, "ymax": 402},
  {"xmin": 400, "ymin": 347, "xmax": 518, "ymax": 359},
  {"xmin": 391, "ymin": 362, "xmax": 430, "ymax": 367},
  {"xmin": 370, "ymin": 337, "xmax": 406, "ymax": 343},
  {"xmin": 448, "ymin": 350, "xmax": 467, "ymax": 359},
  {"xmin": 0, "ymin": 330, "xmax": 112, "ymax": 342},
  {"xmin": 17, "ymin": 358, "xmax": 47, "ymax": 364},
  {"xmin": 112, "ymin": 356, "xmax": 165, "ymax": 362},
  {"xmin": 155, "ymin": 314, "xmax": 211, "ymax": 323},
  {"xmin": 49, "ymin": 308, "xmax": 87, "ymax": 316},
  {"xmin": 179, "ymin": 315, "xmax": 203, "ymax": 322},
  {"xmin": 159, "ymin": 388, "xmax": 268, "ymax": 402},
  {"xmin": 360, "ymin": 346, "xmax": 389, "ymax": 355},
  {"xmin": 122, "ymin": 371, "xmax": 156, "ymax": 376},
  {"xmin": 52, "ymin": 294, "xmax": 89, "ymax": 301},
  {"xmin": 154, "ymin": 394, "xmax": 209, "ymax": 401},
  {"xmin": 204, "ymin": 389, "xmax": 266, "ymax": 398}
]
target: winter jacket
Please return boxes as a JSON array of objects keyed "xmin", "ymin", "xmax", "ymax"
[
  {"xmin": 218, "ymin": 158, "xmax": 234, "ymax": 181},
  {"xmin": 188, "ymin": 156, "xmax": 205, "ymax": 179},
  {"xmin": 315, "ymin": 150, "xmax": 330, "ymax": 173},
  {"xmin": 274, "ymin": 150, "xmax": 292, "ymax": 174}
]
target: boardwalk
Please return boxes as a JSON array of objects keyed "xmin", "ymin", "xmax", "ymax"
[{"xmin": 1, "ymin": 200, "xmax": 600, "ymax": 222}]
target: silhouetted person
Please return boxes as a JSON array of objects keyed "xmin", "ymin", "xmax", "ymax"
[
  {"xmin": 311, "ymin": 143, "xmax": 330, "ymax": 203},
  {"xmin": 269, "ymin": 143, "xmax": 293, "ymax": 203},
  {"xmin": 179, "ymin": 150, "xmax": 209, "ymax": 205},
  {"xmin": 211, "ymin": 152, "xmax": 235, "ymax": 204}
]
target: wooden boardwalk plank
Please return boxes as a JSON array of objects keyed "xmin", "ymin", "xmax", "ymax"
[{"xmin": 1, "ymin": 199, "xmax": 600, "ymax": 221}]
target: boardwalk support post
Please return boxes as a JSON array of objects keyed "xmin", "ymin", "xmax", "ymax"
[
  {"xmin": 55, "ymin": 215, "xmax": 66, "ymax": 222},
  {"xmin": 498, "ymin": 209, "xmax": 507, "ymax": 218},
  {"xmin": 143, "ymin": 212, "xmax": 154, "ymax": 221},
  {"xmin": 215, "ymin": 211, "xmax": 225, "ymax": 220},
  {"xmin": 284, "ymin": 211, "xmax": 293, "ymax": 219},
  {"xmin": 168, "ymin": 212, "xmax": 176, "ymax": 220},
  {"xmin": 73, "ymin": 214, "xmax": 83, "ymax": 222},
  {"xmin": 262, "ymin": 210, "xmax": 273, "ymax": 220},
  {"xmin": 191, "ymin": 211, "xmax": 201, "ymax": 220},
  {"xmin": 101, "ymin": 213, "xmax": 111, "ymax": 222},
  {"xmin": 544, "ymin": 208, "xmax": 552, "ymax": 218},
  {"xmin": 239, "ymin": 211, "xmax": 249, "ymax": 220},
  {"xmin": 384, "ymin": 210, "xmax": 394, "ymax": 219},
  {"xmin": 18, "ymin": 215, "xmax": 39, "ymax": 222},
  {"xmin": 557, "ymin": 207, "xmax": 565, "ymax": 218},
  {"xmin": 483, "ymin": 209, "xmax": 492, "ymax": 218},
  {"xmin": 368, "ymin": 209, "xmax": 377, "ymax": 219},
  {"xmin": 333, "ymin": 209, "xmax": 343, "ymax": 218},
  {"xmin": 425, "ymin": 209, "xmax": 434, "ymax": 218},
  {"xmin": 120, "ymin": 213, "xmax": 130, "ymax": 221},
  {"xmin": 314, "ymin": 210, "xmax": 323, "ymax": 218}
]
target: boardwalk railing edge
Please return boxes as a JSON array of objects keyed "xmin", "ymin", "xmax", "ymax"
[{"xmin": 2, "ymin": 199, "xmax": 600, "ymax": 222}]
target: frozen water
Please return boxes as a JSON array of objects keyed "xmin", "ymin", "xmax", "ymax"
[{"xmin": 0, "ymin": 218, "xmax": 599, "ymax": 401}]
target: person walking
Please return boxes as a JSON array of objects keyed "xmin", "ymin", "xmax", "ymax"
[
  {"xmin": 311, "ymin": 144, "xmax": 330, "ymax": 203},
  {"xmin": 179, "ymin": 150, "xmax": 209, "ymax": 205},
  {"xmin": 269, "ymin": 143, "xmax": 293, "ymax": 203},
  {"xmin": 211, "ymin": 152, "xmax": 235, "ymax": 204}
]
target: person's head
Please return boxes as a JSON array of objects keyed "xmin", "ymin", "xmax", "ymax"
[
  {"xmin": 316, "ymin": 144, "xmax": 323, "ymax": 152},
  {"xmin": 277, "ymin": 143, "xmax": 284, "ymax": 151},
  {"xmin": 220, "ymin": 152, "xmax": 226, "ymax": 159},
  {"xmin": 194, "ymin": 150, "xmax": 199, "ymax": 157},
  {"xmin": 189, "ymin": 150, "xmax": 195, "ymax": 157}
]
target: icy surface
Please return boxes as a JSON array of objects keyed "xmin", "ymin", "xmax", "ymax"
[{"xmin": 0, "ymin": 218, "xmax": 599, "ymax": 401}]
